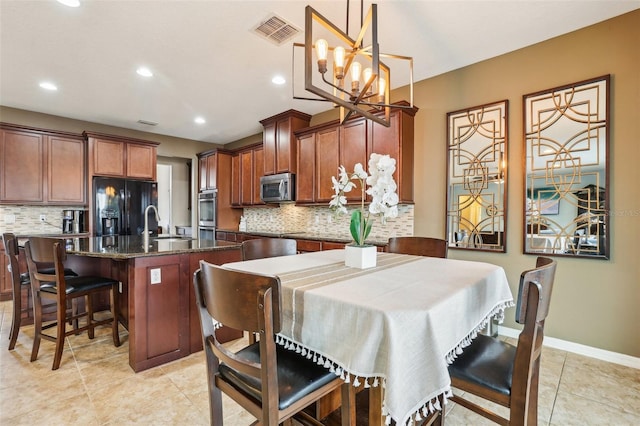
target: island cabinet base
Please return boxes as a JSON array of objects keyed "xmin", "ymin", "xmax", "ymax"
[
  {"xmin": 68, "ymin": 247, "xmax": 242, "ymax": 373},
  {"xmin": 128, "ymin": 249, "xmax": 243, "ymax": 372}
]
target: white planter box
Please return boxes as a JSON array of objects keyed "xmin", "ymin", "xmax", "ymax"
[{"xmin": 344, "ymin": 245, "xmax": 377, "ymax": 269}]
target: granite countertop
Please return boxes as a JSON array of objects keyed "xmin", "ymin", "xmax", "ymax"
[
  {"xmin": 217, "ymin": 229, "xmax": 389, "ymax": 246},
  {"xmin": 59, "ymin": 235, "xmax": 240, "ymax": 259}
]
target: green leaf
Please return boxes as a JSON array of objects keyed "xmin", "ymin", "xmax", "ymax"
[
  {"xmin": 349, "ymin": 210, "xmax": 371, "ymax": 246},
  {"xmin": 350, "ymin": 210, "xmax": 362, "ymax": 244}
]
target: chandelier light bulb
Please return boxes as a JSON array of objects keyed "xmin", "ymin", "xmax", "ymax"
[
  {"xmin": 315, "ymin": 39, "xmax": 328, "ymax": 74},
  {"xmin": 350, "ymin": 61, "xmax": 362, "ymax": 95},
  {"xmin": 363, "ymin": 67, "xmax": 374, "ymax": 95},
  {"xmin": 378, "ymin": 77, "xmax": 386, "ymax": 103},
  {"xmin": 334, "ymin": 46, "xmax": 345, "ymax": 79}
]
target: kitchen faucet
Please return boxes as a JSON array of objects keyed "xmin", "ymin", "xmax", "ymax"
[{"xmin": 143, "ymin": 205, "xmax": 160, "ymax": 248}]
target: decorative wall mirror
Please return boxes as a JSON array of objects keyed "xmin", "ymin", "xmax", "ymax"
[
  {"xmin": 523, "ymin": 75, "xmax": 609, "ymax": 259},
  {"xmin": 447, "ymin": 100, "xmax": 508, "ymax": 252}
]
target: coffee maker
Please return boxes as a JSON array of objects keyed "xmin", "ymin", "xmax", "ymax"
[
  {"xmin": 63, "ymin": 210, "xmax": 75, "ymax": 234},
  {"xmin": 62, "ymin": 209, "xmax": 88, "ymax": 234}
]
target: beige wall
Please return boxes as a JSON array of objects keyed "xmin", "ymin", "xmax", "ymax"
[
  {"xmin": 398, "ymin": 10, "xmax": 639, "ymax": 357},
  {"xmin": 1, "ymin": 10, "xmax": 638, "ymax": 357}
]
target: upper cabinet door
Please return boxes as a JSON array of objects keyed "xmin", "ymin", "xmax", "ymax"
[
  {"xmin": 340, "ymin": 119, "xmax": 368, "ymax": 202},
  {"xmin": 127, "ymin": 143, "xmax": 156, "ymax": 181},
  {"xmin": 0, "ymin": 128, "xmax": 44, "ymax": 202},
  {"xmin": 263, "ymin": 121, "xmax": 277, "ymax": 176},
  {"xmin": 369, "ymin": 106, "xmax": 417, "ymax": 204},
  {"xmin": 315, "ymin": 127, "xmax": 340, "ymax": 203},
  {"xmin": 296, "ymin": 132, "xmax": 316, "ymax": 203},
  {"xmin": 260, "ymin": 110, "xmax": 311, "ymax": 176},
  {"xmin": 92, "ymin": 138, "xmax": 126, "ymax": 177},
  {"xmin": 275, "ymin": 117, "xmax": 292, "ymax": 174},
  {"xmin": 86, "ymin": 132, "xmax": 158, "ymax": 181},
  {"xmin": 48, "ymin": 135, "xmax": 86, "ymax": 204}
]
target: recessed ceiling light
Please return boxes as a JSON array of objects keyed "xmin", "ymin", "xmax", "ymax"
[
  {"xmin": 39, "ymin": 82, "xmax": 58, "ymax": 91},
  {"xmin": 136, "ymin": 67, "xmax": 153, "ymax": 77},
  {"xmin": 57, "ymin": 0, "xmax": 80, "ymax": 7},
  {"xmin": 272, "ymin": 75, "xmax": 286, "ymax": 85},
  {"xmin": 194, "ymin": 117, "xmax": 206, "ymax": 125}
]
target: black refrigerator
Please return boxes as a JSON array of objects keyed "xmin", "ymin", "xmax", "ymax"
[{"xmin": 94, "ymin": 177, "xmax": 158, "ymax": 236}]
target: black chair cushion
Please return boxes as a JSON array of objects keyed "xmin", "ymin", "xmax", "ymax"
[
  {"xmin": 40, "ymin": 275, "xmax": 118, "ymax": 295},
  {"xmin": 448, "ymin": 334, "xmax": 516, "ymax": 396},
  {"xmin": 218, "ymin": 341, "xmax": 338, "ymax": 410},
  {"xmin": 20, "ymin": 268, "xmax": 77, "ymax": 284}
]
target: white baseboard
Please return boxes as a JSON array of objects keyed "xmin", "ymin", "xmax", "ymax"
[{"xmin": 498, "ymin": 326, "xmax": 640, "ymax": 370}]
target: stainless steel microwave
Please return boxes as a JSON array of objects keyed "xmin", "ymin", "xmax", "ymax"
[{"xmin": 260, "ymin": 172, "xmax": 295, "ymax": 203}]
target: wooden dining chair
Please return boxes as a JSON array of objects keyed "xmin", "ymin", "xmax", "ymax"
[
  {"xmin": 386, "ymin": 236, "xmax": 447, "ymax": 258},
  {"xmin": 25, "ymin": 237, "xmax": 121, "ymax": 370},
  {"xmin": 446, "ymin": 257, "xmax": 557, "ymax": 425},
  {"xmin": 241, "ymin": 238, "xmax": 297, "ymax": 260},
  {"xmin": 193, "ymin": 261, "xmax": 354, "ymax": 425}
]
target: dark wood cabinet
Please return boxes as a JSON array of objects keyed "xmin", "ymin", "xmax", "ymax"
[
  {"xmin": 48, "ymin": 135, "xmax": 86, "ymax": 204},
  {"xmin": 340, "ymin": 119, "xmax": 368, "ymax": 202},
  {"xmin": 126, "ymin": 143, "xmax": 156, "ymax": 180},
  {"xmin": 296, "ymin": 132, "xmax": 316, "ymax": 203},
  {"xmin": 231, "ymin": 153, "xmax": 240, "ymax": 206},
  {"xmin": 316, "ymin": 126, "xmax": 341, "ymax": 203},
  {"xmin": 240, "ymin": 149, "xmax": 253, "ymax": 206},
  {"xmin": 260, "ymin": 110, "xmax": 311, "ymax": 176},
  {"xmin": 231, "ymin": 144, "xmax": 264, "ymax": 207},
  {"xmin": 0, "ymin": 124, "xmax": 86, "ymax": 205},
  {"xmin": 369, "ymin": 105, "xmax": 417, "ymax": 204},
  {"xmin": 252, "ymin": 147, "xmax": 264, "ymax": 205},
  {"xmin": 0, "ymin": 127, "xmax": 45, "ymax": 203},
  {"xmin": 294, "ymin": 101, "xmax": 417, "ymax": 205},
  {"xmin": 198, "ymin": 151, "xmax": 218, "ymax": 192},
  {"xmin": 85, "ymin": 132, "xmax": 158, "ymax": 181}
]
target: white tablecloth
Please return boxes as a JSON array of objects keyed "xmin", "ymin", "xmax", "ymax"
[{"xmin": 223, "ymin": 250, "xmax": 513, "ymax": 425}]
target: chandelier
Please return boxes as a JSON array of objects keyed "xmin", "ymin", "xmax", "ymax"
[{"xmin": 293, "ymin": 1, "xmax": 414, "ymax": 127}]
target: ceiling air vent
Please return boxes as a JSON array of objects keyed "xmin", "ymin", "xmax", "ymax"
[{"xmin": 253, "ymin": 14, "xmax": 300, "ymax": 45}]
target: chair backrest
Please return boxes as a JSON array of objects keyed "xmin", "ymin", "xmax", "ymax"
[
  {"xmin": 386, "ymin": 236, "xmax": 447, "ymax": 258},
  {"xmin": 24, "ymin": 237, "xmax": 67, "ymax": 293},
  {"xmin": 515, "ymin": 256, "xmax": 557, "ymax": 325},
  {"xmin": 194, "ymin": 261, "xmax": 282, "ymax": 389},
  {"xmin": 2, "ymin": 233, "xmax": 22, "ymax": 290},
  {"xmin": 511, "ymin": 256, "xmax": 557, "ymax": 418},
  {"xmin": 242, "ymin": 238, "xmax": 297, "ymax": 261}
]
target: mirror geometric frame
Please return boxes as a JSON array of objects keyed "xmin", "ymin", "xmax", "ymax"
[
  {"xmin": 447, "ymin": 100, "xmax": 508, "ymax": 252},
  {"xmin": 523, "ymin": 75, "xmax": 610, "ymax": 259}
]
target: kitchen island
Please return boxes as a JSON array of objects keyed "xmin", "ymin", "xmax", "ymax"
[{"xmin": 64, "ymin": 235, "xmax": 242, "ymax": 372}]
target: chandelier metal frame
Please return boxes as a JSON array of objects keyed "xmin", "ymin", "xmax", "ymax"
[{"xmin": 292, "ymin": 3, "xmax": 414, "ymax": 127}]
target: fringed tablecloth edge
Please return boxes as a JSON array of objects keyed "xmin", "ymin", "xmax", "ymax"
[{"xmin": 445, "ymin": 299, "xmax": 515, "ymax": 365}]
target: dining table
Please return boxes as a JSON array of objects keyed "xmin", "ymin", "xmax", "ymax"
[{"xmin": 222, "ymin": 249, "xmax": 513, "ymax": 425}]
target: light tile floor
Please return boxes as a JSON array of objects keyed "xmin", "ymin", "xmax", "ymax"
[{"xmin": 1, "ymin": 300, "xmax": 638, "ymax": 425}]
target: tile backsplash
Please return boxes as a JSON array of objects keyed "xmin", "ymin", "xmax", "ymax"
[
  {"xmin": 242, "ymin": 203, "xmax": 414, "ymax": 241},
  {"xmin": 0, "ymin": 205, "xmax": 73, "ymax": 235}
]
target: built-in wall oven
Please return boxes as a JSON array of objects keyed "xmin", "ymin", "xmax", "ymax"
[{"xmin": 198, "ymin": 189, "xmax": 216, "ymax": 240}]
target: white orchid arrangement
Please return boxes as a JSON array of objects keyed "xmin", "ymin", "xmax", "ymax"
[{"xmin": 330, "ymin": 153, "xmax": 399, "ymax": 246}]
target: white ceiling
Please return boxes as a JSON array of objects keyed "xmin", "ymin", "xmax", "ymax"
[{"xmin": 1, "ymin": 0, "xmax": 638, "ymax": 145}]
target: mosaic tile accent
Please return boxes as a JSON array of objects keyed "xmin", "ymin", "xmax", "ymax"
[
  {"xmin": 0, "ymin": 205, "xmax": 77, "ymax": 235},
  {"xmin": 242, "ymin": 204, "xmax": 414, "ymax": 241}
]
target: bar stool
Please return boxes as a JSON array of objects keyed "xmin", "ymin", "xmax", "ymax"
[
  {"xmin": 25, "ymin": 237, "xmax": 120, "ymax": 370},
  {"xmin": 2, "ymin": 233, "xmax": 77, "ymax": 351}
]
